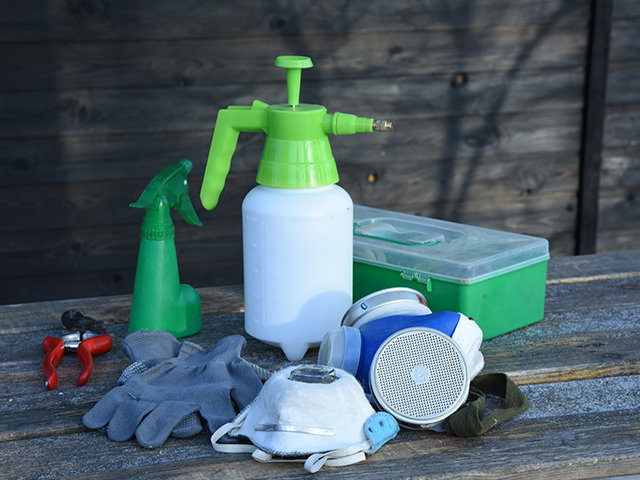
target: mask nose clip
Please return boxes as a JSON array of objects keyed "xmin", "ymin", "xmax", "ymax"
[{"xmin": 254, "ymin": 423, "xmax": 336, "ymax": 436}]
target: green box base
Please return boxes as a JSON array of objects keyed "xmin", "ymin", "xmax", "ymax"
[{"xmin": 353, "ymin": 259, "xmax": 548, "ymax": 340}]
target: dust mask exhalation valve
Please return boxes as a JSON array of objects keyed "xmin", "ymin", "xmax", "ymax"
[{"xmin": 318, "ymin": 288, "xmax": 484, "ymax": 430}]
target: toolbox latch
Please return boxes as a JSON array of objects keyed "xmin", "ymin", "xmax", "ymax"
[{"xmin": 400, "ymin": 272, "xmax": 433, "ymax": 292}]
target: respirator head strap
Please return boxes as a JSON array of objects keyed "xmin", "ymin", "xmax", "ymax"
[{"xmin": 210, "ymin": 408, "xmax": 256, "ymax": 454}]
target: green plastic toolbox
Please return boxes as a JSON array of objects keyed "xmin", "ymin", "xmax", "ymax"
[{"xmin": 352, "ymin": 205, "xmax": 550, "ymax": 339}]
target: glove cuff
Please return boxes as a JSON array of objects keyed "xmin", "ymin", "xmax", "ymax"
[{"xmin": 122, "ymin": 329, "xmax": 182, "ymax": 363}]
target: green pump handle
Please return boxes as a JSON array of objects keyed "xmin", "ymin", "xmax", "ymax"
[
  {"xmin": 201, "ymin": 102, "xmax": 269, "ymax": 210},
  {"xmin": 131, "ymin": 159, "xmax": 202, "ymax": 226},
  {"xmin": 200, "ymin": 56, "xmax": 392, "ymax": 211}
]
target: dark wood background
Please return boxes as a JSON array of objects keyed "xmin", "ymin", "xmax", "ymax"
[{"xmin": 1, "ymin": 0, "xmax": 638, "ymax": 305}]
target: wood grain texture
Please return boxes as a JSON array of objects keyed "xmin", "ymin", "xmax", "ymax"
[
  {"xmin": 546, "ymin": 249, "xmax": 640, "ymax": 281},
  {"xmin": 1, "ymin": 253, "xmax": 640, "ymax": 479},
  {"xmin": 0, "ymin": 153, "xmax": 579, "ymax": 233},
  {"xmin": 0, "ymin": 191, "xmax": 576, "ymax": 305},
  {"xmin": 1, "ymin": 400, "xmax": 639, "ymax": 479},
  {"xmin": 0, "ymin": 28, "xmax": 588, "ymax": 92},
  {"xmin": 597, "ymin": 227, "xmax": 640, "ymax": 253},
  {"xmin": 595, "ymin": 1, "xmax": 640, "ymax": 257},
  {"xmin": 0, "ymin": 108, "xmax": 583, "ymax": 188},
  {"xmin": 0, "ymin": 80, "xmax": 585, "ymax": 139},
  {"xmin": 0, "ymin": 190, "xmax": 577, "ymax": 274},
  {"xmin": 0, "ymin": 0, "xmax": 590, "ymax": 42},
  {"xmin": 0, "ymin": 219, "xmax": 242, "ymax": 278},
  {"xmin": 601, "ymin": 147, "xmax": 640, "ymax": 188},
  {"xmin": 3, "ymin": 0, "xmax": 638, "ymax": 304}
]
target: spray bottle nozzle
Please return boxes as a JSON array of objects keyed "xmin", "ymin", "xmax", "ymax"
[{"xmin": 131, "ymin": 159, "xmax": 202, "ymax": 227}]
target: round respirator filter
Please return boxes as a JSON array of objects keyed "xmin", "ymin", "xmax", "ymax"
[{"xmin": 369, "ymin": 327, "xmax": 469, "ymax": 430}]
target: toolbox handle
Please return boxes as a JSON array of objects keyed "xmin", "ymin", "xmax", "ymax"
[{"xmin": 354, "ymin": 220, "xmax": 444, "ymax": 246}]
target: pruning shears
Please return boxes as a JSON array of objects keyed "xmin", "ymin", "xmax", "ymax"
[{"xmin": 42, "ymin": 310, "xmax": 112, "ymax": 390}]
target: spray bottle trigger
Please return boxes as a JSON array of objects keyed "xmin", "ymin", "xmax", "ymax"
[
  {"xmin": 175, "ymin": 191, "xmax": 202, "ymax": 226},
  {"xmin": 130, "ymin": 159, "xmax": 201, "ymax": 225}
]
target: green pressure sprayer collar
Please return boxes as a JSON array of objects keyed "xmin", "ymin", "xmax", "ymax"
[{"xmin": 200, "ymin": 55, "xmax": 392, "ymax": 211}]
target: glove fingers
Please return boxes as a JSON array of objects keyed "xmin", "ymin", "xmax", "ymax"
[
  {"xmin": 171, "ymin": 412, "xmax": 203, "ymax": 438},
  {"xmin": 176, "ymin": 341, "xmax": 206, "ymax": 360},
  {"xmin": 107, "ymin": 400, "xmax": 157, "ymax": 442},
  {"xmin": 199, "ymin": 388, "xmax": 242, "ymax": 434},
  {"xmin": 83, "ymin": 388, "xmax": 136, "ymax": 429},
  {"xmin": 229, "ymin": 358, "xmax": 263, "ymax": 410},
  {"xmin": 135, "ymin": 401, "xmax": 199, "ymax": 448},
  {"xmin": 207, "ymin": 335, "xmax": 247, "ymax": 363}
]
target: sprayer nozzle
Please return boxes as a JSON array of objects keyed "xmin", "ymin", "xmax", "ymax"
[{"xmin": 373, "ymin": 120, "xmax": 393, "ymax": 132}]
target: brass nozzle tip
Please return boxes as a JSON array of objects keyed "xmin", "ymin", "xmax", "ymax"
[{"xmin": 373, "ymin": 120, "xmax": 393, "ymax": 132}]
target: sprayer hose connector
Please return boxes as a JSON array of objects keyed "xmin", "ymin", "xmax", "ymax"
[{"xmin": 373, "ymin": 120, "xmax": 393, "ymax": 132}]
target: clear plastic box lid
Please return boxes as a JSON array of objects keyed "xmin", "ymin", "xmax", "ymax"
[{"xmin": 353, "ymin": 205, "xmax": 549, "ymax": 284}]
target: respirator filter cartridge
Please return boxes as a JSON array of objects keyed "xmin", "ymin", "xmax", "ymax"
[{"xmin": 368, "ymin": 327, "xmax": 469, "ymax": 429}]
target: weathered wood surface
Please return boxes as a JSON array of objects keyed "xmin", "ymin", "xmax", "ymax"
[
  {"xmin": 0, "ymin": 29, "xmax": 590, "ymax": 93},
  {"xmin": 598, "ymin": 0, "xmax": 640, "ymax": 253},
  {"xmin": 2, "ymin": 0, "xmax": 639, "ymax": 305},
  {"xmin": 1, "ymin": 0, "xmax": 599, "ymax": 305},
  {"xmin": 0, "ymin": 0, "xmax": 592, "ymax": 41},
  {"xmin": 1, "ymin": 252, "xmax": 639, "ymax": 479}
]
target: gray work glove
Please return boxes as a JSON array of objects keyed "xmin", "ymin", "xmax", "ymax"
[{"xmin": 83, "ymin": 331, "xmax": 264, "ymax": 448}]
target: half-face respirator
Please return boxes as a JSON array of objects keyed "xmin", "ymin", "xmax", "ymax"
[{"xmin": 318, "ymin": 288, "xmax": 484, "ymax": 430}]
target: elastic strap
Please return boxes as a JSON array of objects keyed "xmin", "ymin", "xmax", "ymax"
[
  {"xmin": 210, "ymin": 409, "xmax": 255, "ymax": 454},
  {"xmin": 304, "ymin": 444, "xmax": 368, "ymax": 473},
  {"xmin": 446, "ymin": 373, "xmax": 529, "ymax": 437},
  {"xmin": 211, "ymin": 414, "xmax": 370, "ymax": 473},
  {"xmin": 251, "ymin": 442, "xmax": 370, "ymax": 473},
  {"xmin": 249, "ymin": 443, "xmax": 369, "ymax": 473}
]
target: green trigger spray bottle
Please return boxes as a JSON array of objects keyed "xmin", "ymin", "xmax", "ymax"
[
  {"xmin": 129, "ymin": 159, "xmax": 203, "ymax": 338},
  {"xmin": 200, "ymin": 56, "xmax": 392, "ymax": 360}
]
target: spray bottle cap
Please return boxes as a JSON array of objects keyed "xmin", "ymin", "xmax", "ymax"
[
  {"xmin": 200, "ymin": 56, "xmax": 392, "ymax": 210},
  {"xmin": 131, "ymin": 159, "xmax": 202, "ymax": 239}
]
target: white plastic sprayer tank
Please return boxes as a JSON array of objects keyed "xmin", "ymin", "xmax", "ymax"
[
  {"xmin": 242, "ymin": 184, "xmax": 353, "ymax": 361},
  {"xmin": 200, "ymin": 56, "xmax": 392, "ymax": 360}
]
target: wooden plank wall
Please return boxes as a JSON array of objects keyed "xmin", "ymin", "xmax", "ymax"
[
  {"xmin": 0, "ymin": 0, "xmax": 633, "ymax": 305},
  {"xmin": 598, "ymin": 0, "xmax": 640, "ymax": 252}
]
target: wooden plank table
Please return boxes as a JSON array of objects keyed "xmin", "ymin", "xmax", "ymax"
[{"xmin": 1, "ymin": 251, "xmax": 640, "ymax": 479}]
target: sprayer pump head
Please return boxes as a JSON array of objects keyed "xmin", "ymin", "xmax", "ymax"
[{"xmin": 200, "ymin": 56, "xmax": 392, "ymax": 211}]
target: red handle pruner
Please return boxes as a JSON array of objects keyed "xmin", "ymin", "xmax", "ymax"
[{"xmin": 42, "ymin": 310, "xmax": 112, "ymax": 390}]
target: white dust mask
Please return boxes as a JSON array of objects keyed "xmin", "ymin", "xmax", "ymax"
[{"xmin": 211, "ymin": 365, "xmax": 399, "ymax": 473}]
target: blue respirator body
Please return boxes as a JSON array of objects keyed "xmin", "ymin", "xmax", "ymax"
[
  {"xmin": 318, "ymin": 288, "xmax": 484, "ymax": 430},
  {"xmin": 321, "ymin": 311, "xmax": 460, "ymax": 392}
]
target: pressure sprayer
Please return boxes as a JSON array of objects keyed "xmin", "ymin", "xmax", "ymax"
[
  {"xmin": 129, "ymin": 159, "xmax": 203, "ymax": 338},
  {"xmin": 200, "ymin": 56, "xmax": 392, "ymax": 361}
]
